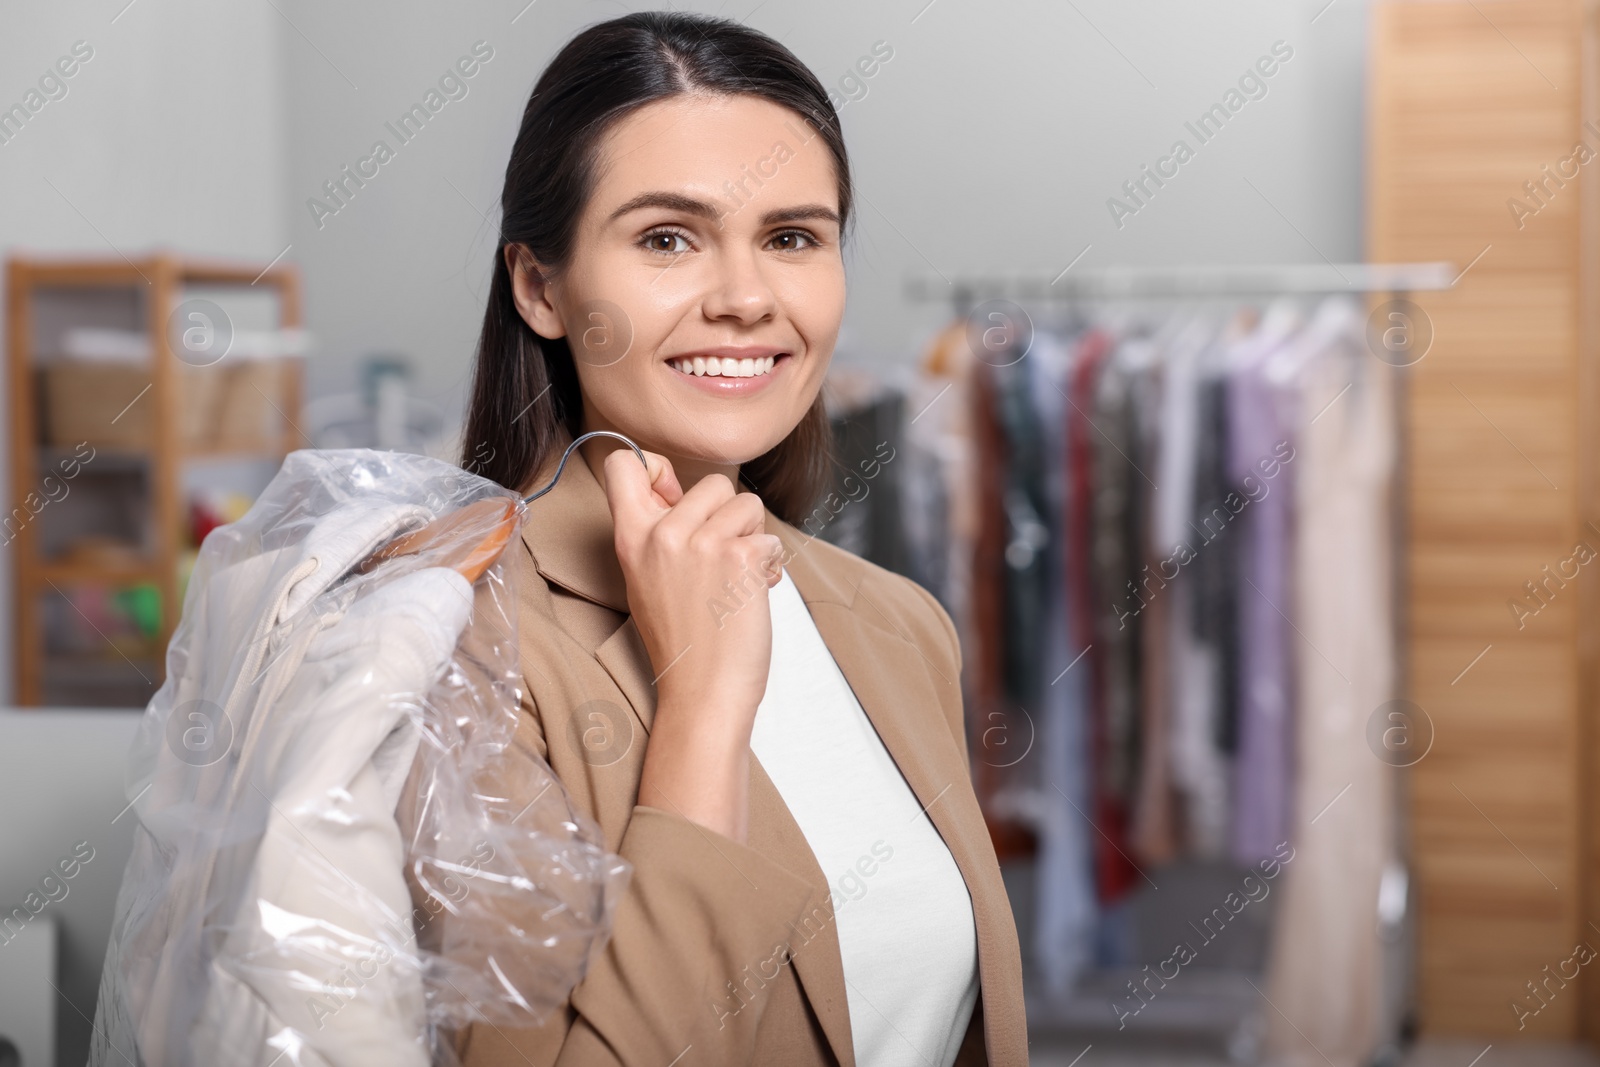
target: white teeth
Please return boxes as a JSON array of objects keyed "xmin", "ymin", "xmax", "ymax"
[{"xmin": 671, "ymin": 355, "xmax": 781, "ymax": 377}]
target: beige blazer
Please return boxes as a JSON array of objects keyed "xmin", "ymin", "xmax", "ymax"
[{"xmin": 454, "ymin": 445, "xmax": 1028, "ymax": 1067}]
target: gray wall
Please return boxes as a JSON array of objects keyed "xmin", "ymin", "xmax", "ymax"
[{"xmin": 0, "ymin": 0, "xmax": 1368, "ymax": 696}]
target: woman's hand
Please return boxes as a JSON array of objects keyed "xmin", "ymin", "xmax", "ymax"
[{"xmin": 602, "ymin": 447, "xmax": 784, "ymax": 843}]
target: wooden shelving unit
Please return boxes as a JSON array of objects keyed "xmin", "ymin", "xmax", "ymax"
[{"xmin": 5, "ymin": 252, "xmax": 303, "ymax": 706}]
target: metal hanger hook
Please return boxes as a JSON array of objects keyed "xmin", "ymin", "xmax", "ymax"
[{"xmin": 522, "ymin": 430, "xmax": 648, "ymax": 503}]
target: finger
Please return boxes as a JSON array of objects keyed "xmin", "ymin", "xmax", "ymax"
[
  {"xmin": 731, "ymin": 533, "xmax": 785, "ymax": 588},
  {"xmin": 697, "ymin": 491, "xmax": 768, "ymax": 542},
  {"xmin": 657, "ymin": 470, "xmax": 739, "ymax": 533},
  {"xmin": 604, "ymin": 446, "xmax": 678, "ymax": 505},
  {"xmin": 638, "ymin": 449, "xmax": 683, "ymax": 506},
  {"xmin": 603, "ymin": 448, "xmax": 670, "ymax": 538},
  {"xmin": 754, "ymin": 534, "xmax": 785, "ymax": 586}
]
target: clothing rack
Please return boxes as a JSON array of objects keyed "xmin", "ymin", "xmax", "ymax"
[
  {"xmin": 908, "ymin": 257, "xmax": 1456, "ymax": 847},
  {"xmin": 895, "ymin": 262, "xmax": 1456, "ymax": 1056}
]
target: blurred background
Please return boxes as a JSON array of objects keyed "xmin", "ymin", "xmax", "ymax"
[{"xmin": 0, "ymin": 0, "xmax": 1592, "ymax": 1064}]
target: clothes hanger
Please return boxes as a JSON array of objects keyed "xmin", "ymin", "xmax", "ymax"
[
  {"xmin": 359, "ymin": 430, "xmax": 648, "ymax": 584},
  {"xmin": 521, "ymin": 430, "xmax": 646, "ymax": 504}
]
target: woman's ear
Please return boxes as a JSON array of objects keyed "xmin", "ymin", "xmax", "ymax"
[{"xmin": 504, "ymin": 243, "xmax": 567, "ymax": 339}]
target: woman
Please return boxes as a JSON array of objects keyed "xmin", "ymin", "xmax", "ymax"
[{"xmin": 454, "ymin": 11, "xmax": 1026, "ymax": 1066}]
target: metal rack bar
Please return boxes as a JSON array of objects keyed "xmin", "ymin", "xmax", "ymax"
[{"xmin": 903, "ymin": 261, "xmax": 1456, "ymax": 304}]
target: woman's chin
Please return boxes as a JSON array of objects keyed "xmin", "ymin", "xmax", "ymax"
[
  {"xmin": 694, "ymin": 433, "xmax": 789, "ymax": 466},
  {"xmin": 620, "ymin": 398, "xmax": 811, "ymax": 469}
]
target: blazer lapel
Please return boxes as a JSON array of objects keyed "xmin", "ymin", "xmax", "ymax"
[{"xmin": 517, "ymin": 436, "xmax": 631, "ymax": 616}]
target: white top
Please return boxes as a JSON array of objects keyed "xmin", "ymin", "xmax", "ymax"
[{"xmin": 749, "ymin": 569, "xmax": 980, "ymax": 1067}]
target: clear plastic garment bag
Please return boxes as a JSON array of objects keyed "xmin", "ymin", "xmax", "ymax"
[{"xmin": 90, "ymin": 442, "xmax": 636, "ymax": 1067}]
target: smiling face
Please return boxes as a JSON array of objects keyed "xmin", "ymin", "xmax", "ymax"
[{"xmin": 506, "ymin": 92, "xmax": 846, "ymax": 485}]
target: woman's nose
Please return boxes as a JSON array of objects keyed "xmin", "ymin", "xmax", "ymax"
[{"xmin": 701, "ymin": 248, "xmax": 777, "ymax": 324}]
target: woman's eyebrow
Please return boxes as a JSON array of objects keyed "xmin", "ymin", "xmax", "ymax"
[
  {"xmin": 608, "ymin": 191, "xmax": 719, "ymax": 222},
  {"xmin": 759, "ymin": 204, "xmax": 840, "ymax": 226},
  {"xmin": 607, "ymin": 191, "xmax": 839, "ymax": 227}
]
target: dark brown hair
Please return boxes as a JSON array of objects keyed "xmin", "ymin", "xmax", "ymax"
[{"xmin": 458, "ymin": 10, "xmax": 851, "ymax": 523}]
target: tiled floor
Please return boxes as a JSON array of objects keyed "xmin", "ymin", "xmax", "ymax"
[{"xmin": 1026, "ymin": 1037, "xmax": 1600, "ymax": 1066}]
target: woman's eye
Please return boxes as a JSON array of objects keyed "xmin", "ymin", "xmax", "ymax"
[
  {"xmin": 770, "ymin": 229, "xmax": 816, "ymax": 252},
  {"xmin": 642, "ymin": 230, "xmax": 691, "ymax": 255}
]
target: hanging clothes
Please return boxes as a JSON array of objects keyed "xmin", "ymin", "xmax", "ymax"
[
  {"xmin": 915, "ymin": 318, "xmax": 983, "ymax": 730},
  {"xmin": 968, "ymin": 349, "xmax": 1035, "ymax": 858},
  {"xmin": 900, "ymin": 380, "xmax": 954, "ymax": 615},
  {"xmin": 1190, "ymin": 364, "xmax": 1241, "ymax": 759},
  {"xmin": 1025, "ymin": 327, "xmax": 1099, "ymax": 998},
  {"xmin": 1262, "ymin": 298, "xmax": 1397, "ymax": 1065},
  {"xmin": 1153, "ymin": 315, "xmax": 1233, "ymax": 860},
  {"xmin": 1067, "ymin": 328, "xmax": 1142, "ymax": 905},
  {"xmin": 819, "ymin": 388, "xmax": 910, "ymax": 576},
  {"xmin": 1226, "ymin": 303, "xmax": 1305, "ymax": 866},
  {"xmin": 1123, "ymin": 331, "xmax": 1180, "ymax": 866},
  {"xmin": 1091, "ymin": 337, "xmax": 1146, "ymax": 822},
  {"xmin": 995, "ymin": 356, "xmax": 1053, "ymax": 712},
  {"xmin": 875, "ymin": 292, "xmax": 1402, "ymax": 1061}
]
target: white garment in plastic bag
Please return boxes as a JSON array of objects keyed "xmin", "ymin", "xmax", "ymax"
[{"xmin": 89, "ymin": 448, "xmax": 631, "ymax": 1067}]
